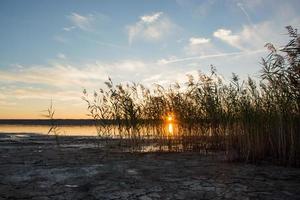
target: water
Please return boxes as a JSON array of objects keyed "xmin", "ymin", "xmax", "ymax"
[
  {"xmin": 0, "ymin": 125, "xmax": 99, "ymax": 136},
  {"xmin": 0, "ymin": 123, "xmax": 221, "ymax": 152},
  {"xmin": 0, "ymin": 123, "xmax": 176, "ymax": 137}
]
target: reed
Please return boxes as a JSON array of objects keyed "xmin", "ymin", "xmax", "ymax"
[
  {"xmin": 83, "ymin": 26, "xmax": 300, "ymax": 166},
  {"xmin": 43, "ymin": 100, "xmax": 60, "ymax": 146}
]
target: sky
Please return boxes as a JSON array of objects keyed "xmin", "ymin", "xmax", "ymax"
[{"xmin": 0, "ymin": 0, "xmax": 299, "ymax": 119}]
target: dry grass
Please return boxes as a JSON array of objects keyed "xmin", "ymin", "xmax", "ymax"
[{"xmin": 83, "ymin": 26, "xmax": 300, "ymax": 166}]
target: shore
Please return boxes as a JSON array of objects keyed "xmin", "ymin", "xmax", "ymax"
[{"xmin": 0, "ymin": 133, "xmax": 300, "ymax": 200}]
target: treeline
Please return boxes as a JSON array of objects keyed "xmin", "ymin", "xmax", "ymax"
[{"xmin": 83, "ymin": 26, "xmax": 300, "ymax": 166}]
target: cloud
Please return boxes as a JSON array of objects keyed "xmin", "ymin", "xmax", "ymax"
[
  {"xmin": 68, "ymin": 12, "xmax": 94, "ymax": 31},
  {"xmin": 143, "ymin": 70, "xmax": 199, "ymax": 86},
  {"xmin": 57, "ymin": 53, "xmax": 66, "ymax": 59},
  {"xmin": 140, "ymin": 12, "xmax": 163, "ymax": 23},
  {"xmin": 237, "ymin": 0, "xmax": 263, "ymax": 9},
  {"xmin": 109, "ymin": 60, "xmax": 145, "ymax": 71},
  {"xmin": 0, "ymin": 59, "xmax": 148, "ymax": 90},
  {"xmin": 184, "ymin": 36, "xmax": 218, "ymax": 56},
  {"xmin": 75, "ymin": 35, "xmax": 127, "ymax": 50},
  {"xmin": 213, "ymin": 20, "xmax": 299, "ymax": 51},
  {"xmin": 5, "ymin": 88, "xmax": 80, "ymax": 101},
  {"xmin": 194, "ymin": 0, "xmax": 216, "ymax": 16},
  {"xmin": 0, "ymin": 59, "xmax": 148, "ymax": 118},
  {"xmin": 213, "ymin": 29, "xmax": 245, "ymax": 50},
  {"xmin": 53, "ymin": 35, "xmax": 68, "ymax": 43},
  {"xmin": 127, "ymin": 12, "xmax": 176, "ymax": 44},
  {"xmin": 157, "ymin": 50, "xmax": 264, "ymax": 65},
  {"xmin": 63, "ymin": 26, "xmax": 76, "ymax": 31},
  {"xmin": 0, "ymin": 99, "xmax": 16, "ymax": 107},
  {"xmin": 189, "ymin": 37, "xmax": 210, "ymax": 45},
  {"xmin": 214, "ymin": 2, "xmax": 300, "ymax": 51},
  {"xmin": 237, "ymin": 2, "xmax": 254, "ymax": 26},
  {"xmin": 0, "ymin": 63, "xmax": 108, "ymax": 88},
  {"xmin": 176, "ymin": 0, "xmax": 216, "ymax": 17}
]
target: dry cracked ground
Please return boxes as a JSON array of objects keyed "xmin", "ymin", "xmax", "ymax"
[{"xmin": 0, "ymin": 133, "xmax": 300, "ymax": 200}]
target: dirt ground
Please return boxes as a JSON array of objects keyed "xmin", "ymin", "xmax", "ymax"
[{"xmin": 0, "ymin": 133, "xmax": 300, "ymax": 200}]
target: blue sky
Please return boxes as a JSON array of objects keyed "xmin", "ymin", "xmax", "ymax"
[{"xmin": 0, "ymin": 0, "xmax": 299, "ymax": 118}]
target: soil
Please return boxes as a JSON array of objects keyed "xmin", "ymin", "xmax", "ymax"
[{"xmin": 0, "ymin": 133, "xmax": 300, "ymax": 200}]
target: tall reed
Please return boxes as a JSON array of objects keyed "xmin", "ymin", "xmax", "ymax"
[{"xmin": 83, "ymin": 26, "xmax": 300, "ymax": 166}]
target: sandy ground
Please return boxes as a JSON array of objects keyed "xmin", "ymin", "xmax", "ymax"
[{"xmin": 0, "ymin": 133, "xmax": 300, "ymax": 200}]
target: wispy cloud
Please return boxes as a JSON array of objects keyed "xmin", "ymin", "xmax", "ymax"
[
  {"xmin": 189, "ymin": 37, "xmax": 210, "ymax": 45},
  {"xmin": 53, "ymin": 35, "xmax": 69, "ymax": 44},
  {"xmin": 68, "ymin": 12, "xmax": 94, "ymax": 31},
  {"xmin": 75, "ymin": 34, "xmax": 128, "ymax": 50},
  {"xmin": 127, "ymin": 12, "xmax": 176, "ymax": 44},
  {"xmin": 0, "ymin": 63, "xmax": 107, "ymax": 88},
  {"xmin": 176, "ymin": 0, "xmax": 217, "ymax": 17},
  {"xmin": 237, "ymin": 2, "xmax": 254, "ymax": 26},
  {"xmin": 0, "ymin": 60, "xmax": 148, "ymax": 89},
  {"xmin": 5, "ymin": 88, "xmax": 81, "ymax": 101},
  {"xmin": 213, "ymin": 29, "xmax": 245, "ymax": 50},
  {"xmin": 57, "ymin": 53, "xmax": 66, "ymax": 59},
  {"xmin": 63, "ymin": 26, "xmax": 76, "ymax": 32},
  {"xmin": 184, "ymin": 36, "xmax": 217, "ymax": 56},
  {"xmin": 157, "ymin": 49, "xmax": 265, "ymax": 65},
  {"xmin": 140, "ymin": 12, "xmax": 163, "ymax": 23}
]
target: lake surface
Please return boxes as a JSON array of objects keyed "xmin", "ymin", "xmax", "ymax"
[
  {"xmin": 0, "ymin": 125, "xmax": 99, "ymax": 136},
  {"xmin": 0, "ymin": 123, "xmax": 176, "ymax": 137}
]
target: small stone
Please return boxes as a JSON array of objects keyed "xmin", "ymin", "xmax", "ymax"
[
  {"xmin": 205, "ymin": 191, "xmax": 216, "ymax": 199},
  {"xmin": 139, "ymin": 195, "xmax": 152, "ymax": 200},
  {"xmin": 225, "ymin": 192, "xmax": 234, "ymax": 199},
  {"xmin": 174, "ymin": 194, "xmax": 185, "ymax": 200},
  {"xmin": 190, "ymin": 184, "xmax": 203, "ymax": 191},
  {"xmin": 149, "ymin": 186, "xmax": 163, "ymax": 192},
  {"xmin": 64, "ymin": 184, "xmax": 78, "ymax": 188},
  {"xmin": 127, "ymin": 169, "xmax": 138, "ymax": 175},
  {"xmin": 203, "ymin": 186, "xmax": 215, "ymax": 191}
]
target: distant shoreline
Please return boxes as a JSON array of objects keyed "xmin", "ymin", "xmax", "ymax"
[
  {"xmin": 0, "ymin": 119, "xmax": 162, "ymax": 126},
  {"xmin": 0, "ymin": 119, "xmax": 108, "ymax": 126}
]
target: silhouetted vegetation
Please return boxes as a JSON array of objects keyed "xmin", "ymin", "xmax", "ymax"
[
  {"xmin": 43, "ymin": 101, "xmax": 60, "ymax": 146},
  {"xmin": 83, "ymin": 26, "xmax": 300, "ymax": 166}
]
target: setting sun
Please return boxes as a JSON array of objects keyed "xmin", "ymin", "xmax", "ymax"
[{"xmin": 166, "ymin": 113, "xmax": 174, "ymax": 122}]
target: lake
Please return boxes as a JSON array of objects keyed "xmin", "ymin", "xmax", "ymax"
[
  {"xmin": 0, "ymin": 122, "xmax": 176, "ymax": 137},
  {"xmin": 0, "ymin": 124, "xmax": 99, "ymax": 136}
]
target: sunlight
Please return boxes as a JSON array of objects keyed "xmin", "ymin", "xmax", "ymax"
[
  {"xmin": 168, "ymin": 123, "xmax": 173, "ymax": 134},
  {"xmin": 166, "ymin": 113, "xmax": 174, "ymax": 122},
  {"xmin": 165, "ymin": 113, "xmax": 174, "ymax": 136}
]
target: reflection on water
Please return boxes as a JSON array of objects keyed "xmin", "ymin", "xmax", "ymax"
[
  {"xmin": 0, "ymin": 125, "xmax": 98, "ymax": 136},
  {"xmin": 167, "ymin": 123, "xmax": 173, "ymax": 135},
  {"xmin": 0, "ymin": 123, "xmax": 225, "ymax": 152},
  {"xmin": 0, "ymin": 122, "xmax": 176, "ymax": 138}
]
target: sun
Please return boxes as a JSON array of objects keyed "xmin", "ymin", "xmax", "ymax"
[{"xmin": 166, "ymin": 113, "xmax": 174, "ymax": 122}]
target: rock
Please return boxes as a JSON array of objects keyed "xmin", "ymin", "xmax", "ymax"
[
  {"xmin": 205, "ymin": 191, "xmax": 216, "ymax": 199},
  {"xmin": 190, "ymin": 184, "xmax": 203, "ymax": 191},
  {"xmin": 127, "ymin": 169, "xmax": 138, "ymax": 175},
  {"xmin": 149, "ymin": 185, "xmax": 163, "ymax": 192},
  {"xmin": 203, "ymin": 186, "xmax": 215, "ymax": 191},
  {"xmin": 148, "ymin": 192, "xmax": 160, "ymax": 198},
  {"xmin": 139, "ymin": 195, "xmax": 152, "ymax": 200},
  {"xmin": 225, "ymin": 192, "xmax": 234, "ymax": 199}
]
